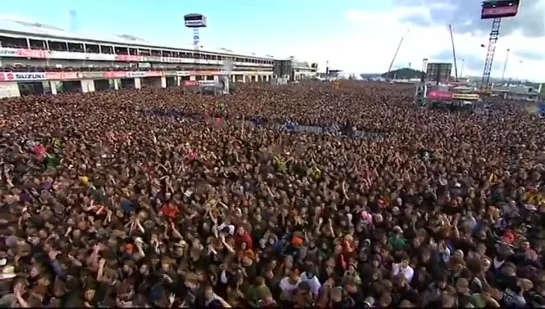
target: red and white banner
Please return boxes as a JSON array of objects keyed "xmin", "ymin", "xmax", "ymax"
[
  {"xmin": 183, "ymin": 80, "xmax": 200, "ymax": 87},
  {"xmin": 115, "ymin": 55, "xmax": 143, "ymax": 62},
  {"xmin": 428, "ymin": 90, "xmax": 453, "ymax": 100},
  {"xmin": 0, "ymin": 72, "xmax": 47, "ymax": 82},
  {"xmin": 126, "ymin": 71, "xmax": 147, "ymax": 78},
  {"xmin": 126, "ymin": 71, "xmax": 164, "ymax": 78},
  {"xmin": 46, "ymin": 72, "xmax": 84, "ymax": 80},
  {"xmin": 0, "ymin": 72, "xmax": 85, "ymax": 82},
  {"xmin": 183, "ymin": 80, "xmax": 217, "ymax": 87},
  {"xmin": 103, "ymin": 71, "xmax": 163, "ymax": 79},
  {"xmin": 0, "ymin": 70, "xmax": 240, "ymax": 83},
  {"xmin": 0, "ymin": 48, "xmax": 51, "ymax": 59},
  {"xmin": 103, "ymin": 71, "xmax": 128, "ymax": 78}
]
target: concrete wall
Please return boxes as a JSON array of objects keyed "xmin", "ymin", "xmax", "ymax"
[
  {"xmin": 81, "ymin": 80, "xmax": 96, "ymax": 93},
  {"xmin": 0, "ymin": 82, "xmax": 21, "ymax": 98}
]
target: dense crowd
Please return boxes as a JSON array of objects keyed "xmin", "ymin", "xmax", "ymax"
[{"xmin": 1, "ymin": 82, "xmax": 544, "ymax": 308}]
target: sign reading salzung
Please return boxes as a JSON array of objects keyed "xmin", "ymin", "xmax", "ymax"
[
  {"xmin": 184, "ymin": 19, "xmax": 207, "ymax": 27},
  {"xmin": 1, "ymin": 72, "xmax": 47, "ymax": 81}
]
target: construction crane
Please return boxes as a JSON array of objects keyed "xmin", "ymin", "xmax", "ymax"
[
  {"xmin": 386, "ymin": 36, "xmax": 404, "ymax": 80},
  {"xmin": 479, "ymin": 0, "xmax": 520, "ymax": 95},
  {"xmin": 448, "ymin": 24, "xmax": 459, "ymax": 81}
]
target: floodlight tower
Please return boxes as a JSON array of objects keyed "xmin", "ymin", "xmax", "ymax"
[
  {"xmin": 501, "ymin": 48, "xmax": 510, "ymax": 81},
  {"xmin": 479, "ymin": 0, "xmax": 520, "ymax": 94},
  {"xmin": 69, "ymin": 10, "xmax": 78, "ymax": 32},
  {"xmin": 184, "ymin": 13, "xmax": 207, "ymax": 80}
]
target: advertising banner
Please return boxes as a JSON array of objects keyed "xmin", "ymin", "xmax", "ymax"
[
  {"xmin": 0, "ymin": 72, "xmax": 47, "ymax": 82},
  {"xmin": 146, "ymin": 56, "xmax": 162, "ymax": 63},
  {"xmin": 126, "ymin": 71, "xmax": 148, "ymax": 78},
  {"xmin": 103, "ymin": 71, "xmax": 129, "ymax": 79},
  {"xmin": 0, "ymin": 48, "xmax": 50, "ymax": 59},
  {"xmin": 428, "ymin": 90, "xmax": 453, "ymax": 100},
  {"xmin": 46, "ymin": 72, "xmax": 84, "ymax": 80},
  {"xmin": 146, "ymin": 71, "xmax": 165, "ymax": 77},
  {"xmin": 452, "ymin": 93, "xmax": 480, "ymax": 100},
  {"xmin": 189, "ymin": 71, "xmax": 220, "ymax": 76},
  {"xmin": 125, "ymin": 71, "xmax": 164, "ymax": 78},
  {"xmin": 183, "ymin": 80, "xmax": 200, "ymax": 87},
  {"xmin": 114, "ymin": 55, "xmax": 143, "ymax": 62},
  {"xmin": 163, "ymin": 57, "xmax": 185, "ymax": 63},
  {"xmin": 199, "ymin": 80, "xmax": 216, "ymax": 86},
  {"xmin": 81, "ymin": 72, "xmax": 108, "ymax": 79},
  {"xmin": 55, "ymin": 51, "xmax": 115, "ymax": 61}
]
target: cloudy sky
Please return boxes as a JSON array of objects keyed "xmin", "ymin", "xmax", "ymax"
[
  {"xmin": 2, "ymin": 0, "xmax": 544, "ymax": 80},
  {"xmin": 266, "ymin": 0, "xmax": 544, "ymax": 81}
]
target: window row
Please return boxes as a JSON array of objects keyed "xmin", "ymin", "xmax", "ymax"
[{"xmin": 0, "ymin": 35, "xmax": 274, "ymax": 65}]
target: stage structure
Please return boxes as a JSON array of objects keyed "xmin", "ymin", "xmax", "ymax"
[
  {"xmin": 184, "ymin": 13, "xmax": 207, "ymax": 80},
  {"xmin": 480, "ymin": 0, "xmax": 520, "ymax": 94},
  {"xmin": 219, "ymin": 58, "xmax": 233, "ymax": 94},
  {"xmin": 182, "ymin": 80, "xmax": 228, "ymax": 96},
  {"xmin": 426, "ymin": 63, "xmax": 452, "ymax": 84}
]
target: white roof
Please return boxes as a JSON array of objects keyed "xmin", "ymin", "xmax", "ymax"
[{"xmin": 0, "ymin": 15, "xmax": 275, "ymax": 59}]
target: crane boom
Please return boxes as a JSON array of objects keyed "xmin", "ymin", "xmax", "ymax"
[
  {"xmin": 449, "ymin": 24, "xmax": 459, "ymax": 81},
  {"xmin": 386, "ymin": 36, "xmax": 404, "ymax": 79}
]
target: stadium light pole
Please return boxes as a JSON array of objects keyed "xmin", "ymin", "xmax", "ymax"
[
  {"xmin": 501, "ymin": 48, "xmax": 510, "ymax": 81},
  {"xmin": 517, "ymin": 60, "xmax": 523, "ymax": 83},
  {"xmin": 184, "ymin": 14, "xmax": 207, "ymax": 81}
]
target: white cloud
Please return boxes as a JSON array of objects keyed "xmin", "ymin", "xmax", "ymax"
[{"xmin": 244, "ymin": 6, "xmax": 544, "ymax": 81}]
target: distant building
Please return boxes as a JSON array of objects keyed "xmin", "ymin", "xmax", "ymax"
[{"xmin": 492, "ymin": 84, "xmax": 539, "ymax": 101}]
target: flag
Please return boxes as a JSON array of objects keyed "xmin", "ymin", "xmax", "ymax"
[
  {"xmin": 33, "ymin": 144, "xmax": 47, "ymax": 161},
  {"xmin": 44, "ymin": 139, "xmax": 63, "ymax": 169},
  {"xmin": 309, "ymin": 166, "xmax": 321, "ymax": 178},
  {"xmin": 53, "ymin": 138, "xmax": 62, "ymax": 149},
  {"xmin": 274, "ymin": 155, "xmax": 287, "ymax": 171},
  {"xmin": 488, "ymin": 173, "xmax": 499, "ymax": 183},
  {"xmin": 45, "ymin": 152, "xmax": 61, "ymax": 169}
]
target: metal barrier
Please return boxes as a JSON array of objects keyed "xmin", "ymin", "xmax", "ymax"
[{"xmin": 141, "ymin": 109, "xmax": 389, "ymax": 140}]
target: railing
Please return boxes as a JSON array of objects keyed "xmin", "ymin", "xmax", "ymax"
[{"xmin": 141, "ymin": 109, "xmax": 389, "ymax": 140}]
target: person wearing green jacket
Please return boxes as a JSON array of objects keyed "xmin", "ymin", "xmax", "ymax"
[{"xmin": 388, "ymin": 226, "xmax": 408, "ymax": 250}]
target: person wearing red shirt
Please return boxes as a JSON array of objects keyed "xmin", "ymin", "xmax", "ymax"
[
  {"xmin": 160, "ymin": 203, "xmax": 180, "ymax": 220},
  {"xmin": 234, "ymin": 226, "xmax": 253, "ymax": 250}
]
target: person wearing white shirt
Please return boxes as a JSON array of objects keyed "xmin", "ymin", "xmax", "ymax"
[
  {"xmin": 300, "ymin": 271, "xmax": 321, "ymax": 297},
  {"xmin": 279, "ymin": 273, "xmax": 301, "ymax": 301},
  {"xmin": 391, "ymin": 259, "xmax": 414, "ymax": 282}
]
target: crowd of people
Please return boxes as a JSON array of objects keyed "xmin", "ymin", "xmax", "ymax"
[{"xmin": 1, "ymin": 81, "xmax": 544, "ymax": 308}]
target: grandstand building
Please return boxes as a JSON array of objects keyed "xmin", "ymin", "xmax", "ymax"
[{"xmin": 0, "ymin": 17, "xmax": 288, "ymax": 96}]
